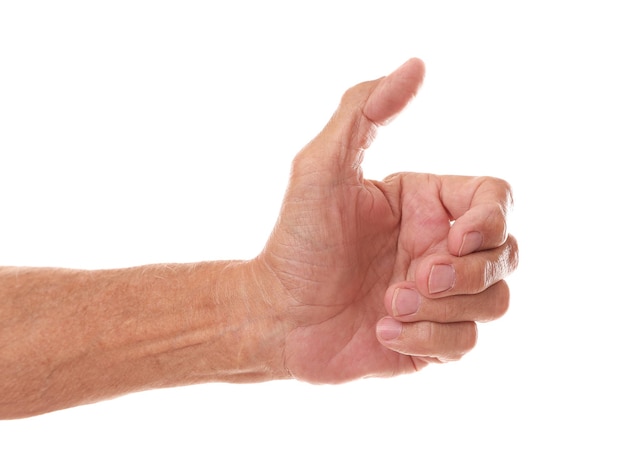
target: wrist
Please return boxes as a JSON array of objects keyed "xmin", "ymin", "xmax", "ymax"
[{"xmin": 196, "ymin": 258, "xmax": 290, "ymax": 383}]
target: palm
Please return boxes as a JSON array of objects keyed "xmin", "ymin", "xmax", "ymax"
[
  {"xmin": 257, "ymin": 59, "xmax": 515, "ymax": 383},
  {"xmin": 265, "ymin": 172, "xmax": 451, "ymax": 382},
  {"xmin": 257, "ymin": 58, "xmax": 465, "ymax": 382}
]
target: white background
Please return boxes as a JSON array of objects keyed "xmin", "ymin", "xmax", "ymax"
[{"xmin": 1, "ymin": 1, "xmax": 624, "ymax": 472}]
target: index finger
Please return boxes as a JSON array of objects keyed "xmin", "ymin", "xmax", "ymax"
[{"xmin": 440, "ymin": 176, "xmax": 514, "ymax": 256}]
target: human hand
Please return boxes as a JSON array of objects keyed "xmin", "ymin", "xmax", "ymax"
[{"xmin": 255, "ymin": 58, "xmax": 518, "ymax": 383}]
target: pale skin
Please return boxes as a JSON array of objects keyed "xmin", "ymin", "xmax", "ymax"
[{"xmin": 0, "ymin": 58, "xmax": 518, "ymax": 419}]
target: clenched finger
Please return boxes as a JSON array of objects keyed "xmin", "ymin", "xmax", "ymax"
[
  {"xmin": 439, "ymin": 175, "xmax": 515, "ymax": 256},
  {"xmin": 376, "ymin": 319, "xmax": 478, "ymax": 362},
  {"xmin": 413, "ymin": 234, "xmax": 519, "ymax": 297},
  {"xmin": 385, "ymin": 280, "xmax": 510, "ymax": 323}
]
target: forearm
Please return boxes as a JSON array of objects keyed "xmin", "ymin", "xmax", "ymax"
[{"xmin": 0, "ymin": 260, "xmax": 288, "ymax": 419}]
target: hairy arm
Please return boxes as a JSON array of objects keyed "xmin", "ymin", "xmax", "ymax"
[{"xmin": 0, "ymin": 261, "xmax": 288, "ymax": 419}]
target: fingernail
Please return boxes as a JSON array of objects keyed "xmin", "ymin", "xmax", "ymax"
[
  {"xmin": 428, "ymin": 264, "xmax": 456, "ymax": 294},
  {"xmin": 459, "ymin": 231, "xmax": 483, "ymax": 256},
  {"xmin": 377, "ymin": 317, "xmax": 403, "ymax": 341},
  {"xmin": 392, "ymin": 288, "xmax": 421, "ymax": 317}
]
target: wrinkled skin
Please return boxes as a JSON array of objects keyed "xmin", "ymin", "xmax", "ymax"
[{"xmin": 256, "ymin": 58, "xmax": 518, "ymax": 382}]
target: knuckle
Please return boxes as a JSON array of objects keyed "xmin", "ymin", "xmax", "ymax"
[
  {"xmin": 505, "ymin": 234, "xmax": 520, "ymax": 272},
  {"xmin": 340, "ymin": 79, "xmax": 377, "ymax": 108},
  {"xmin": 477, "ymin": 177, "xmax": 515, "ymax": 240},
  {"xmin": 477, "ymin": 234, "xmax": 519, "ymax": 292},
  {"xmin": 486, "ymin": 203, "xmax": 509, "ymax": 245},
  {"xmin": 484, "ymin": 176, "xmax": 514, "ymax": 207}
]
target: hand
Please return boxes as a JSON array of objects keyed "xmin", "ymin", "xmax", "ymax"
[{"xmin": 256, "ymin": 58, "xmax": 519, "ymax": 383}]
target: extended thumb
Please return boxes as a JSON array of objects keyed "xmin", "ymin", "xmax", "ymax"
[
  {"xmin": 363, "ymin": 57, "xmax": 425, "ymax": 126},
  {"xmin": 291, "ymin": 58, "xmax": 425, "ymax": 183}
]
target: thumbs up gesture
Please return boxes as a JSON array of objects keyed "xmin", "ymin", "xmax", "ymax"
[{"xmin": 255, "ymin": 58, "xmax": 519, "ymax": 382}]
